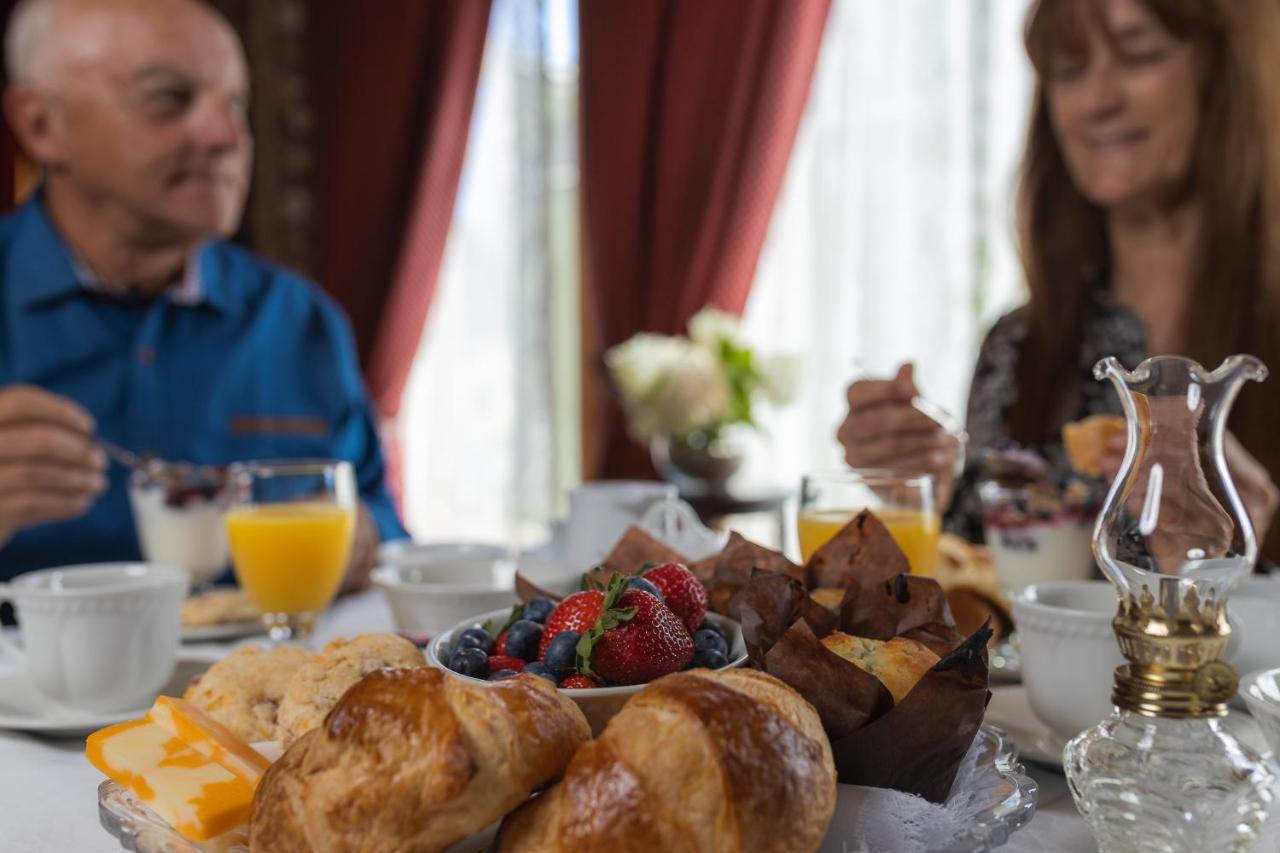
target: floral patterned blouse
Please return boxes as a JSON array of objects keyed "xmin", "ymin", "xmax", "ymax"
[{"xmin": 944, "ymin": 290, "xmax": 1147, "ymax": 542}]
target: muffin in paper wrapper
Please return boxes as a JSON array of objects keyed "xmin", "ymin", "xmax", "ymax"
[{"xmin": 737, "ymin": 511, "xmax": 992, "ymax": 803}]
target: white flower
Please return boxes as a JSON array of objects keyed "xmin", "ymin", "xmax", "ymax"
[
  {"xmin": 605, "ymin": 333, "xmax": 687, "ymax": 405},
  {"xmin": 688, "ymin": 307, "xmax": 741, "ymax": 350},
  {"xmin": 757, "ymin": 354, "xmax": 803, "ymax": 405},
  {"xmin": 646, "ymin": 346, "xmax": 732, "ymax": 436}
]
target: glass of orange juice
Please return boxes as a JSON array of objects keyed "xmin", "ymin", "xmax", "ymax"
[
  {"xmin": 224, "ymin": 460, "xmax": 357, "ymax": 644},
  {"xmin": 797, "ymin": 470, "xmax": 940, "ymax": 576}
]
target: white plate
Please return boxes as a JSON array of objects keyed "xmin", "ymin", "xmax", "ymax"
[
  {"xmin": 0, "ymin": 652, "xmax": 211, "ymax": 738},
  {"xmin": 182, "ymin": 620, "xmax": 265, "ymax": 643},
  {"xmin": 986, "ymin": 685, "xmax": 1067, "ymax": 768}
]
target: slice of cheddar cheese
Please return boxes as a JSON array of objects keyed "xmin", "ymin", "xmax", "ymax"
[
  {"xmin": 86, "ymin": 719, "xmax": 256, "ymax": 842},
  {"xmin": 146, "ymin": 695, "xmax": 270, "ymax": 785}
]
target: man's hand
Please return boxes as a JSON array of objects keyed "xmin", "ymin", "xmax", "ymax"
[
  {"xmin": 836, "ymin": 364, "xmax": 962, "ymax": 507},
  {"xmin": 0, "ymin": 384, "xmax": 107, "ymax": 548},
  {"xmin": 339, "ymin": 503, "xmax": 379, "ymax": 594}
]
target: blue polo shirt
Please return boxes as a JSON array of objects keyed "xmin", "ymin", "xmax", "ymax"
[{"xmin": 0, "ymin": 196, "xmax": 408, "ymax": 578}]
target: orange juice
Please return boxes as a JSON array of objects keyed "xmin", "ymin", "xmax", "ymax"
[
  {"xmin": 797, "ymin": 507, "xmax": 942, "ymax": 576},
  {"xmin": 225, "ymin": 502, "xmax": 355, "ymax": 613}
]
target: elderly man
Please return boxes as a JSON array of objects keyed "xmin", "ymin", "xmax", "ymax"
[{"xmin": 0, "ymin": 0, "xmax": 407, "ymax": 581}]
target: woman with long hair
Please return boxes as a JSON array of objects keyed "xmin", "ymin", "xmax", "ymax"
[{"xmin": 837, "ymin": 0, "xmax": 1280, "ymax": 559}]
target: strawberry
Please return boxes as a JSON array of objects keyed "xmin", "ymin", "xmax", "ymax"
[
  {"xmin": 539, "ymin": 590, "xmax": 605, "ymax": 659},
  {"xmin": 559, "ymin": 673, "xmax": 601, "ymax": 689},
  {"xmin": 495, "ymin": 630, "xmax": 508, "ymax": 656},
  {"xmin": 643, "ymin": 563, "xmax": 707, "ymax": 635},
  {"xmin": 487, "ymin": 655, "xmax": 526, "ymax": 675},
  {"xmin": 579, "ymin": 576, "xmax": 694, "ymax": 685}
]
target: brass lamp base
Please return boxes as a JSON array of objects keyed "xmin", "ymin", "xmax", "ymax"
[
  {"xmin": 1110, "ymin": 587, "xmax": 1236, "ymax": 719},
  {"xmin": 1111, "ymin": 660, "xmax": 1236, "ymax": 719}
]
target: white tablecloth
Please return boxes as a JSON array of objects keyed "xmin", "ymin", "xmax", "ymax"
[{"xmin": 0, "ymin": 590, "xmax": 1103, "ymax": 852}]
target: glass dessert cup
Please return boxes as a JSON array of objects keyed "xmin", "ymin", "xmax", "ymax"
[
  {"xmin": 980, "ymin": 479, "xmax": 1099, "ymax": 590},
  {"xmin": 1063, "ymin": 355, "xmax": 1276, "ymax": 852},
  {"xmin": 128, "ymin": 464, "xmax": 229, "ymax": 589}
]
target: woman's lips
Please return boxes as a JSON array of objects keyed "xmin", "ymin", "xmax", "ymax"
[{"xmin": 1085, "ymin": 130, "xmax": 1146, "ymax": 153}]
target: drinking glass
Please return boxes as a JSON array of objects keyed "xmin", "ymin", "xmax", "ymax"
[
  {"xmin": 224, "ymin": 460, "xmax": 357, "ymax": 644},
  {"xmin": 797, "ymin": 469, "xmax": 940, "ymax": 575}
]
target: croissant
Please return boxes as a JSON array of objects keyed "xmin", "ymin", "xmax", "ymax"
[
  {"xmin": 250, "ymin": 666, "xmax": 590, "ymax": 852},
  {"xmin": 495, "ymin": 668, "xmax": 837, "ymax": 852}
]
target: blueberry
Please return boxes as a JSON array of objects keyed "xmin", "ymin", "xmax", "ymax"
[
  {"xmin": 544, "ymin": 631, "xmax": 581, "ymax": 677},
  {"xmin": 694, "ymin": 628, "xmax": 728, "ymax": 656},
  {"xmin": 522, "ymin": 661, "xmax": 558, "ymax": 684},
  {"xmin": 455, "ymin": 626, "xmax": 495, "ymax": 655},
  {"xmin": 448, "ymin": 647, "xmax": 489, "ymax": 678},
  {"xmin": 504, "ymin": 619, "xmax": 544, "ymax": 662},
  {"xmin": 524, "ymin": 597, "xmax": 555, "ymax": 623},
  {"xmin": 692, "ymin": 648, "xmax": 728, "ymax": 670},
  {"xmin": 698, "ymin": 619, "xmax": 726, "ymax": 640},
  {"xmin": 626, "ymin": 576, "xmax": 665, "ymax": 602},
  {"xmin": 488, "ymin": 669, "xmax": 518, "ymax": 681}
]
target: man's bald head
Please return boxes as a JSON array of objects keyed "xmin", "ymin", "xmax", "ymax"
[
  {"xmin": 3, "ymin": 0, "xmax": 252, "ymax": 249},
  {"xmin": 5, "ymin": 0, "xmax": 239, "ymax": 86}
]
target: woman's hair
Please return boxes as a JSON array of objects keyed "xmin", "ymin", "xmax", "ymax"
[{"xmin": 1013, "ymin": 0, "xmax": 1280, "ymax": 464}]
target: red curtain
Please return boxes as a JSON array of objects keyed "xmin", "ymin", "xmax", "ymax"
[
  {"xmin": 309, "ymin": 0, "xmax": 492, "ymax": 420},
  {"xmin": 580, "ymin": 0, "xmax": 831, "ymax": 479}
]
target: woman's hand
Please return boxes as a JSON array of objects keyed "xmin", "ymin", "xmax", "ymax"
[{"xmin": 836, "ymin": 364, "xmax": 962, "ymax": 508}]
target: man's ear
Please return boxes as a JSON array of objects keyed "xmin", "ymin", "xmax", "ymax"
[{"xmin": 4, "ymin": 84, "xmax": 66, "ymax": 168}]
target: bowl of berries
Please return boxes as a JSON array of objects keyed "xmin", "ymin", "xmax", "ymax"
[{"xmin": 428, "ymin": 563, "xmax": 747, "ymax": 734}]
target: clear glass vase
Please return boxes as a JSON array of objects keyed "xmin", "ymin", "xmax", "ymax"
[{"xmin": 1064, "ymin": 355, "xmax": 1276, "ymax": 852}]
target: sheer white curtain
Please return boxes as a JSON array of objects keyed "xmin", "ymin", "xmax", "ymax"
[
  {"xmin": 739, "ymin": 0, "xmax": 1035, "ymax": 488},
  {"xmin": 398, "ymin": 0, "xmax": 580, "ymax": 547}
]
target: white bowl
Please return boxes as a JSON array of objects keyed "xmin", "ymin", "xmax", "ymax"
[
  {"xmin": 428, "ymin": 607, "xmax": 747, "ymax": 735},
  {"xmin": 1012, "ymin": 580, "xmax": 1123, "ymax": 742},
  {"xmin": 373, "ymin": 545, "xmax": 581, "ymax": 635},
  {"xmin": 1240, "ymin": 667, "xmax": 1280, "ymax": 756}
]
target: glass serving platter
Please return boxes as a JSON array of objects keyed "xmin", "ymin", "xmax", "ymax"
[{"xmin": 99, "ymin": 726, "xmax": 1037, "ymax": 853}]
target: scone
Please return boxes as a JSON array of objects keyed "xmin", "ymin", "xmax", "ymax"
[
  {"xmin": 182, "ymin": 588, "xmax": 260, "ymax": 627},
  {"xmin": 810, "ymin": 587, "xmax": 846, "ymax": 611},
  {"xmin": 820, "ymin": 631, "xmax": 939, "ymax": 703},
  {"xmin": 1062, "ymin": 414, "xmax": 1125, "ymax": 476},
  {"xmin": 184, "ymin": 645, "xmax": 315, "ymax": 742},
  {"xmin": 275, "ymin": 633, "xmax": 425, "ymax": 746}
]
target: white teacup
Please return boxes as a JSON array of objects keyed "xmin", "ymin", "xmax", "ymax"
[
  {"xmin": 0, "ymin": 563, "xmax": 188, "ymax": 712},
  {"xmin": 566, "ymin": 481, "xmax": 677, "ymax": 569},
  {"xmin": 1229, "ymin": 578, "xmax": 1280, "ymax": 678},
  {"xmin": 1013, "ymin": 580, "xmax": 1124, "ymax": 742}
]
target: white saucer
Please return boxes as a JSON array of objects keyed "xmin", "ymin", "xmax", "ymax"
[
  {"xmin": 986, "ymin": 685, "xmax": 1067, "ymax": 768},
  {"xmin": 182, "ymin": 620, "xmax": 265, "ymax": 643},
  {"xmin": 0, "ymin": 652, "xmax": 210, "ymax": 738}
]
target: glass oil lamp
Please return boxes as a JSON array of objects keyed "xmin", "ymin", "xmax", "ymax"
[{"xmin": 1064, "ymin": 355, "xmax": 1276, "ymax": 852}]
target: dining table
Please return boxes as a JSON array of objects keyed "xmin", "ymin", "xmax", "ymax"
[{"xmin": 0, "ymin": 587, "xmax": 1247, "ymax": 853}]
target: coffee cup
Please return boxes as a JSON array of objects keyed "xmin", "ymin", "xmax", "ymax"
[
  {"xmin": 0, "ymin": 563, "xmax": 188, "ymax": 712},
  {"xmin": 1012, "ymin": 580, "xmax": 1124, "ymax": 742},
  {"xmin": 1228, "ymin": 578, "xmax": 1280, "ymax": 678},
  {"xmin": 565, "ymin": 481, "xmax": 677, "ymax": 569}
]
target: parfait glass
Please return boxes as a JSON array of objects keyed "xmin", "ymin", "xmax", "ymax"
[
  {"xmin": 1064, "ymin": 355, "xmax": 1275, "ymax": 852},
  {"xmin": 224, "ymin": 460, "xmax": 357, "ymax": 645}
]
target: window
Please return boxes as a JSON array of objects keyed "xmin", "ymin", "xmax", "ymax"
[{"xmin": 398, "ymin": 0, "xmax": 580, "ymax": 548}]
